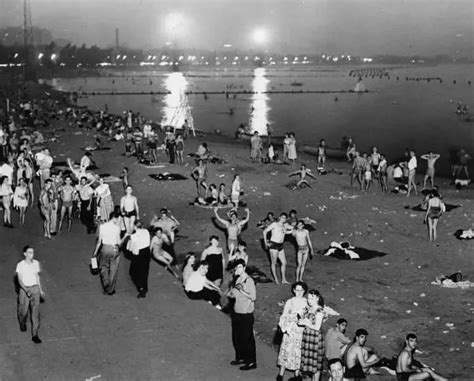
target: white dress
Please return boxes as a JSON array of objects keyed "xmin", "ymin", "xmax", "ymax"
[
  {"xmin": 288, "ymin": 137, "xmax": 297, "ymax": 160},
  {"xmin": 13, "ymin": 186, "xmax": 28, "ymax": 208}
]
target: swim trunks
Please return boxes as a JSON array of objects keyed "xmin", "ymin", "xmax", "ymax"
[
  {"xmin": 62, "ymin": 200, "xmax": 73, "ymax": 208},
  {"xmin": 396, "ymin": 371, "xmax": 417, "ymax": 381},
  {"xmin": 123, "ymin": 210, "xmax": 137, "ymax": 218},
  {"xmin": 344, "ymin": 362, "xmax": 366, "ymax": 379},
  {"xmin": 298, "ymin": 245, "xmax": 309, "ymax": 253},
  {"xmin": 269, "ymin": 241, "xmax": 284, "ymax": 251}
]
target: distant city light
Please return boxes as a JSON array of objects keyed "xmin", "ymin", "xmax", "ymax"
[
  {"xmin": 14, "ymin": 53, "xmax": 19, "ymax": 59},
  {"xmin": 38, "ymin": 53, "xmax": 43, "ymax": 59},
  {"xmin": 223, "ymin": 43, "xmax": 232, "ymax": 48},
  {"xmin": 51, "ymin": 53, "xmax": 57, "ymax": 61}
]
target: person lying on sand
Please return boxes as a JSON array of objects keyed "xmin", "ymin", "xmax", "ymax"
[{"xmin": 288, "ymin": 164, "xmax": 316, "ymax": 190}]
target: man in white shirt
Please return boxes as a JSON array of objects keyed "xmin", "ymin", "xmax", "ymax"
[
  {"xmin": 127, "ymin": 220, "xmax": 151, "ymax": 298},
  {"xmin": 16, "ymin": 245, "xmax": 45, "ymax": 344},
  {"xmin": 407, "ymin": 150, "xmax": 418, "ymax": 197},
  {"xmin": 0, "ymin": 159, "xmax": 14, "ymax": 185},
  {"xmin": 93, "ymin": 212, "xmax": 128, "ymax": 295},
  {"xmin": 38, "ymin": 148, "xmax": 53, "ymax": 189}
]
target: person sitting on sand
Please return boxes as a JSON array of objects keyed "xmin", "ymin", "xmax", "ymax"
[
  {"xmin": 150, "ymin": 207, "xmax": 180, "ymax": 245},
  {"xmin": 196, "ymin": 142, "xmax": 210, "ymax": 161},
  {"xmin": 343, "ymin": 329, "xmax": 380, "ymax": 379},
  {"xmin": 213, "ymin": 207, "xmax": 250, "ymax": 256},
  {"xmin": 421, "ymin": 152, "xmax": 440, "ymax": 189},
  {"xmin": 181, "ymin": 253, "xmax": 196, "ymax": 287},
  {"xmin": 150, "ymin": 227, "xmax": 179, "ymax": 278},
  {"xmin": 325, "ymin": 318, "xmax": 352, "ymax": 361},
  {"xmin": 184, "ymin": 260, "xmax": 222, "ymax": 308},
  {"xmin": 288, "ymin": 164, "xmax": 316, "ymax": 190},
  {"xmin": 191, "ymin": 159, "xmax": 209, "ymax": 200},
  {"xmin": 228, "ymin": 241, "xmax": 249, "ymax": 265},
  {"xmin": 396, "ymin": 333, "xmax": 447, "ymax": 381}
]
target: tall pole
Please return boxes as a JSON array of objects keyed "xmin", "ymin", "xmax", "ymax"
[{"xmin": 23, "ymin": 0, "xmax": 27, "ymax": 80}]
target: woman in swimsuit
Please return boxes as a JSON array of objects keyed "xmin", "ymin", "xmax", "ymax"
[
  {"xmin": 292, "ymin": 220, "xmax": 313, "ymax": 282},
  {"xmin": 175, "ymin": 133, "xmax": 184, "ymax": 164},
  {"xmin": 58, "ymin": 175, "xmax": 76, "ymax": 232},
  {"xmin": 201, "ymin": 235, "xmax": 225, "ymax": 287},
  {"xmin": 120, "ymin": 184, "xmax": 139, "ymax": 235},
  {"xmin": 218, "ymin": 183, "xmax": 228, "ymax": 205},
  {"xmin": 424, "ymin": 190, "xmax": 445, "ymax": 242},
  {"xmin": 13, "ymin": 177, "xmax": 29, "ymax": 226}
]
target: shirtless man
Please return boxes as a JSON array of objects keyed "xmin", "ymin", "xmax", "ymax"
[
  {"xmin": 288, "ymin": 164, "xmax": 317, "ymax": 190},
  {"xmin": 263, "ymin": 213, "xmax": 293, "ymax": 284},
  {"xmin": 350, "ymin": 151, "xmax": 365, "ymax": 190},
  {"xmin": 150, "ymin": 227, "xmax": 179, "ymax": 278},
  {"xmin": 292, "ymin": 220, "xmax": 313, "ymax": 282},
  {"xmin": 191, "ymin": 159, "xmax": 208, "ymax": 199},
  {"xmin": 343, "ymin": 329, "xmax": 380, "ymax": 379},
  {"xmin": 120, "ymin": 185, "xmax": 139, "ymax": 234},
  {"xmin": 213, "ymin": 207, "xmax": 250, "ymax": 256},
  {"xmin": 58, "ymin": 176, "xmax": 76, "ymax": 232},
  {"xmin": 39, "ymin": 179, "xmax": 53, "ymax": 239},
  {"xmin": 396, "ymin": 333, "xmax": 447, "ymax": 381},
  {"xmin": 421, "ymin": 152, "xmax": 440, "ymax": 189}
]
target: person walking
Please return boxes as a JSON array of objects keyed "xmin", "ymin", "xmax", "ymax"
[
  {"xmin": 127, "ymin": 220, "xmax": 151, "ymax": 298},
  {"xmin": 92, "ymin": 212, "xmax": 129, "ymax": 295},
  {"xmin": 16, "ymin": 245, "xmax": 45, "ymax": 344},
  {"xmin": 227, "ymin": 259, "xmax": 257, "ymax": 371},
  {"xmin": 424, "ymin": 190, "xmax": 445, "ymax": 242}
]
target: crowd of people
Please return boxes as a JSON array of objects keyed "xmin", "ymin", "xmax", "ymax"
[{"xmin": 1, "ymin": 88, "xmax": 460, "ymax": 380}]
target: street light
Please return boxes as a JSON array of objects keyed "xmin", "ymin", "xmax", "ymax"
[{"xmin": 252, "ymin": 28, "xmax": 268, "ymax": 45}]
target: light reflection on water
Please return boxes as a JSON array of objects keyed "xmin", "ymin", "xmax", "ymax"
[
  {"xmin": 161, "ymin": 72, "xmax": 191, "ymax": 128},
  {"xmin": 249, "ymin": 68, "xmax": 271, "ymax": 135}
]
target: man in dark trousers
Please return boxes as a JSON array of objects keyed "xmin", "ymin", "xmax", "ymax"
[
  {"xmin": 127, "ymin": 220, "xmax": 151, "ymax": 298},
  {"xmin": 227, "ymin": 259, "xmax": 257, "ymax": 371}
]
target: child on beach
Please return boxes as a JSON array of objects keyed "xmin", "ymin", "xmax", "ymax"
[{"xmin": 288, "ymin": 164, "xmax": 316, "ymax": 190}]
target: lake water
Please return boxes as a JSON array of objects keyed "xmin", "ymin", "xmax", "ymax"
[{"xmin": 47, "ymin": 64, "xmax": 474, "ymax": 176}]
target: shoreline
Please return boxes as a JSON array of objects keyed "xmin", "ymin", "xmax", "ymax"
[{"xmin": 1, "ymin": 79, "xmax": 474, "ymax": 379}]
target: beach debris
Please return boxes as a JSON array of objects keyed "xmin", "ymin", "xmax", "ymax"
[
  {"xmin": 445, "ymin": 323, "xmax": 455, "ymax": 328},
  {"xmin": 471, "ymin": 342, "xmax": 474, "ymax": 347},
  {"xmin": 85, "ymin": 375, "xmax": 102, "ymax": 381},
  {"xmin": 263, "ymin": 192, "xmax": 272, "ymax": 196},
  {"xmin": 340, "ymin": 298, "xmax": 345, "ymax": 301},
  {"xmin": 420, "ymin": 293, "xmax": 426, "ymax": 297},
  {"xmin": 434, "ymin": 316, "xmax": 440, "ymax": 320},
  {"xmin": 442, "ymin": 330, "xmax": 449, "ymax": 334},
  {"xmin": 406, "ymin": 310, "xmax": 411, "ymax": 314},
  {"xmin": 413, "ymin": 302, "xmax": 418, "ymax": 306},
  {"xmin": 380, "ymin": 335, "xmax": 387, "ymax": 339}
]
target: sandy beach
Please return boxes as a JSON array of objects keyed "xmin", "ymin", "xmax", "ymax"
[{"xmin": 1, "ymin": 81, "xmax": 473, "ymax": 380}]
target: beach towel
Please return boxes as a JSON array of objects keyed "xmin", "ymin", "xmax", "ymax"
[
  {"xmin": 431, "ymin": 277, "xmax": 474, "ymax": 289},
  {"xmin": 246, "ymin": 266, "xmax": 272, "ymax": 284},
  {"xmin": 454, "ymin": 229, "xmax": 474, "ymax": 240},
  {"xmin": 320, "ymin": 241, "xmax": 387, "ymax": 260},
  {"xmin": 149, "ymin": 173, "xmax": 188, "ymax": 181},
  {"xmin": 81, "ymin": 146, "xmax": 112, "ymax": 152}
]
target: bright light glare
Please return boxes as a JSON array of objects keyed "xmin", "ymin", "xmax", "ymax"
[
  {"xmin": 166, "ymin": 13, "xmax": 184, "ymax": 31},
  {"xmin": 252, "ymin": 28, "xmax": 268, "ymax": 44}
]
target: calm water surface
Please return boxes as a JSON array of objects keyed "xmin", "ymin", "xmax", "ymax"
[{"xmin": 48, "ymin": 64, "xmax": 474, "ymax": 175}]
